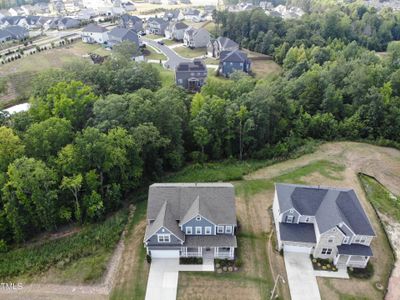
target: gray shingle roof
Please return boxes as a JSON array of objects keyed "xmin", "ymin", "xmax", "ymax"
[
  {"xmin": 176, "ymin": 59, "xmax": 207, "ymax": 72},
  {"xmin": 108, "ymin": 27, "xmax": 139, "ymax": 44},
  {"xmin": 337, "ymin": 244, "xmax": 373, "ymax": 256},
  {"xmin": 83, "ymin": 23, "xmax": 108, "ymax": 33},
  {"xmin": 217, "ymin": 37, "xmax": 239, "ymax": 52},
  {"xmin": 144, "ymin": 201, "xmax": 184, "ymax": 241},
  {"xmin": 276, "ymin": 183, "xmax": 375, "ymax": 236},
  {"xmin": 220, "ymin": 50, "xmax": 248, "ymax": 63},
  {"xmin": 147, "ymin": 183, "xmax": 236, "ymax": 225},
  {"xmin": 0, "ymin": 30, "xmax": 12, "ymax": 39},
  {"xmin": 279, "ymin": 223, "xmax": 316, "ymax": 243}
]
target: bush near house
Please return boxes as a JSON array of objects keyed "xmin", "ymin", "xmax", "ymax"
[
  {"xmin": 180, "ymin": 257, "xmax": 203, "ymax": 265},
  {"xmin": 311, "ymin": 256, "xmax": 337, "ymax": 272},
  {"xmin": 348, "ymin": 262, "xmax": 374, "ymax": 279}
]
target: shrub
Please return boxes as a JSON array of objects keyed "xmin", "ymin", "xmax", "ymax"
[
  {"xmin": 180, "ymin": 257, "xmax": 202, "ymax": 264},
  {"xmin": 0, "ymin": 240, "xmax": 8, "ymax": 253},
  {"xmin": 146, "ymin": 254, "xmax": 152, "ymax": 264},
  {"xmin": 348, "ymin": 262, "xmax": 374, "ymax": 279}
]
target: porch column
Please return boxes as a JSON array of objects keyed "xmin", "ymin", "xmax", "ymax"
[
  {"xmin": 346, "ymin": 255, "xmax": 351, "ymax": 265},
  {"xmin": 364, "ymin": 256, "xmax": 370, "ymax": 267},
  {"xmin": 229, "ymin": 247, "xmax": 234, "ymax": 258},
  {"xmin": 214, "ymin": 247, "xmax": 218, "ymax": 257},
  {"xmin": 198, "ymin": 247, "xmax": 202, "ymax": 256}
]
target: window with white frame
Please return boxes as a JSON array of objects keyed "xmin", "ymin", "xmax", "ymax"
[
  {"xmin": 205, "ymin": 226, "xmax": 212, "ymax": 235},
  {"xmin": 354, "ymin": 236, "xmax": 366, "ymax": 244},
  {"xmin": 305, "ymin": 217, "xmax": 310, "ymax": 223},
  {"xmin": 343, "ymin": 236, "xmax": 350, "ymax": 244},
  {"xmin": 328, "ymin": 236, "xmax": 335, "ymax": 243},
  {"xmin": 217, "ymin": 225, "xmax": 224, "ymax": 233},
  {"xmin": 157, "ymin": 234, "xmax": 170, "ymax": 243},
  {"xmin": 225, "ymin": 226, "xmax": 233, "ymax": 234},
  {"xmin": 286, "ymin": 215, "xmax": 294, "ymax": 223},
  {"xmin": 195, "ymin": 226, "xmax": 202, "ymax": 234},
  {"xmin": 321, "ymin": 248, "xmax": 332, "ymax": 255},
  {"xmin": 185, "ymin": 226, "xmax": 192, "ymax": 234}
]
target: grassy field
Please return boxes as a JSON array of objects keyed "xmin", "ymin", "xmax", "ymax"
[
  {"xmin": 251, "ymin": 59, "xmax": 282, "ymax": 79},
  {"xmin": 0, "ymin": 41, "xmax": 104, "ymax": 109},
  {"xmin": 144, "ymin": 45, "xmax": 167, "ymax": 61},
  {"xmin": 162, "ymin": 39, "xmax": 181, "ymax": 46},
  {"xmin": 0, "ymin": 210, "xmax": 128, "ymax": 284},
  {"xmin": 149, "ymin": 63, "xmax": 175, "ymax": 86},
  {"xmin": 359, "ymin": 174, "xmax": 400, "ymax": 222},
  {"xmin": 175, "ymin": 46, "xmax": 207, "ymax": 58}
]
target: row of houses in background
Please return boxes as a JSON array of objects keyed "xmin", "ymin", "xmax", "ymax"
[
  {"xmin": 227, "ymin": 1, "xmax": 305, "ymax": 19},
  {"xmin": 0, "ymin": 26, "xmax": 29, "ymax": 43},
  {"xmin": 0, "ymin": 15, "xmax": 81, "ymax": 31}
]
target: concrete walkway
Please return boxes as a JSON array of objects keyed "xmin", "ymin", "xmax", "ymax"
[
  {"xmin": 314, "ymin": 267, "xmax": 349, "ymax": 279},
  {"xmin": 145, "ymin": 258, "xmax": 214, "ymax": 300},
  {"xmin": 284, "ymin": 251, "xmax": 321, "ymax": 300}
]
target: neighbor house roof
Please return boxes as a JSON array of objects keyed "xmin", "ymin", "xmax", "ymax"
[
  {"xmin": 279, "ymin": 223, "xmax": 316, "ymax": 243},
  {"xmin": 83, "ymin": 23, "xmax": 108, "ymax": 33},
  {"xmin": 108, "ymin": 27, "xmax": 138, "ymax": 43},
  {"xmin": 216, "ymin": 36, "xmax": 238, "ymax": 52},
  {"xmin": 146, "ymin": 183, "xmax": 236, "ymax": 225},
  {"xmin": 0, "ymin": 30, "xmax": 12, "ymax": 39},
  {"xmin": 185, "ymin": 27, "xmax": 208, "ymax": 39},
  {"xmin": 337, "ymin": 244, "xmax": 373, "ymax": 256},
  {"xmin": 176, "ymin": 59, "xmax": 207, "ymax": 72},
  {"xmin": 276, "ymin": 183, "xmax": 375, "ymax": 236},
  {"xmin": 220, "ymin": 50, "xmax": 249, "ymax": 63}
]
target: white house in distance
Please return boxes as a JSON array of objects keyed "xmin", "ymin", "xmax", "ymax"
[
  {"xmin": 183, "ymin": 27, "xmax": 210, "ymax": 48},
  {"xmin": 81, "ymin": 23, "xmax": 109, "ymax": 44}
]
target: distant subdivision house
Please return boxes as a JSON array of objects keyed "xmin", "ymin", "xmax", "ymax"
[
  {"xmin": 81, "ymin": 23, "xmax": 109, "ymax": 44},
  {"xmin": 218, "ymin": 50, "xmax": 251, "ymax": 77}
]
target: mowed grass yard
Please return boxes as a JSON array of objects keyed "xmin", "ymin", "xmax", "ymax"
[
  {"xmin": 174, "ymin": 46, "xmax": 207, "ymax": 58},
  {"xmin": 0, "ymin": 41, "xmax": 106, "ymax": 109}
]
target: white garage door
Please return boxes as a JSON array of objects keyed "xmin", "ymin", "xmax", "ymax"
[
  {"xmin": 150, "ymin": 250, "xmax": 180, "ymax": 258},
  {"xmin": 284, "ymin": 244, "xmax": 313, "ymax": 254}
]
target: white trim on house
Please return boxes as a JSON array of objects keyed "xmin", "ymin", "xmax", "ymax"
[
  {"xmin": 157, "ymin": 233, "xmax": 171, "ymax": 243},
  {"xmin": 145, "ymin": 225, "xmax": 185, "ymax": 243},
  {"xmin": 185, "ymin": 226, "xmax": 192, "ymax": 234}
]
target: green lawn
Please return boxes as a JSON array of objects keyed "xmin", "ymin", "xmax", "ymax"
[
  {"xmin": 359, "ymin": 173, "xmax": 400, "ymax": 221},
  {"xmin": 149, "ymin": 63, "xmax": 174, "ymax": 86},
  {"xmin": 145, "ymin": 34, "xmax": 163, "ymax": 40},
  {"xmin": 144, "ymin": 45, "xmax": 167, "ymax": 61},
  {"xmin": 162, "ymin": 39, "xmax": 180, "ymax": 46},
  {"xmin": 174, "ymin": 46, "xmax": 207, "ymax": 58}
]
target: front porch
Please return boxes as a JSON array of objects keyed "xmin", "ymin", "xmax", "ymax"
[
  {"xmin": 334, "ymin": 254, "xmax": 370, "ymax": 268},
  {"xmin": 335, "ymin": 244, "xmax": 373, "ymax": 268},
  {"xmin": 181, "ymin": 246, "xmax": 234, "ymax": 259}
]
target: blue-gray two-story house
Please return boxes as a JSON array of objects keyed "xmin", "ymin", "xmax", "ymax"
[
  {"xmin": 144, "ymin": 183, "xmax": 237, "ymax": 259},
  {"xmin": 218, "ymin": 50, "xmax": 251, "ymax": 77}
]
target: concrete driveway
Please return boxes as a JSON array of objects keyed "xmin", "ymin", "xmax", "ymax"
[
  {"xmin": 145, "ymin": 258, "xmax": 214, "ymax": 300},
  {"xmin": 284, "ymin": 251, "xmax": 321, "ymax": 300},
  {"xmin": 142, "ymin": 38, "xmax": 190, "ymax": 70}
]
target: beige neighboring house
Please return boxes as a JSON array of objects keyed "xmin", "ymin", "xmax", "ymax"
[
  {"xmin": 183, "ymin": 27, "xmax": 210, "ymax": 48},
  {"xmin": 273, "ymin": 183, "xmax": 375, "ymax": 268}
]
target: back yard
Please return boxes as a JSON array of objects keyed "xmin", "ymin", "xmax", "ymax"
[{"xmin": 0, "ymin": 142, "xmax": 397, "ymax": 300}]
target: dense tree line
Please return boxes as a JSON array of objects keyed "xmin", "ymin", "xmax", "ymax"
[{"xmin": 215, "ymin": 4, "xmax": 400, "ymax": 56}]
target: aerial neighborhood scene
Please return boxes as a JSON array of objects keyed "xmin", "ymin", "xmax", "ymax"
[{"xmin": 2, "ymin": 0, "xmax": 400, "ymax": 300}]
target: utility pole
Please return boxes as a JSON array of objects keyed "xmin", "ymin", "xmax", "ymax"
[{"xmin": 270, "ymin": 274, "xmax": 285, "ymax": 300}]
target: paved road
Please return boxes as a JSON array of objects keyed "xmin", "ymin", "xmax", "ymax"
[
  {"xmin": 284, "ymin": 251, "xmax": 321, "ymax": 300},
  {"xmin": 142, "ymin": 37, "xmax": 190, "ymax": 70}
]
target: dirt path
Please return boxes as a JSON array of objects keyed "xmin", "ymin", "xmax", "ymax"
[
  {"xmin": 0, "ymin": 206, "xmax": 136, "ymax": 300},
  {"xmin": 246, "ymin": 141, "xmax": 400, "ymax": 300}
]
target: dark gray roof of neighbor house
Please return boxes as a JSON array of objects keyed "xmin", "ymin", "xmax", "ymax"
[
  {"xmin": 276, "ymin": 183, "xmax": 375, "ymax": 236},
  {"xmin": 147, "ymin": 183, "xmax": 236, "ymax": 225},
  {"xmin": 0, "ymin": 30, "xmax": 12, "ymax": 39},
  {"xmin": 144, "ymin": 201, "xmax": 185, "ymax": 241},
  {"xmin": 4, "ymin": 25, "xmax": 28, "ymax": 38},
  {"xmin": 164, "ymin": 9, "xmax": 180, "ymax": 19},
  {"xmin": 220, "ymin": 50, "xmax": 248, "ymax": 63},
  {"xmin": 337, "ymin": 244, "xmax": 373, "ymax": 256},
  {"xmin": 83, "ymin": 23, "xmax": 108, "ymax": 33},
  {"xmin": 108, "ymin": 27, "xmax": 138, "ymax": 43},
  {"xmin": 185, "ymin": 27, "xmax": 208, "ymax": 38},
  {"xmin": 120, "ymin": 14, "xmax": 141, "ymax": 24},
  {"xmin": 173, "ymin": 22, "xmax": 188, "ymax": 30},
  {"xmin": 176, "ymin": 59, "xmax": 207, "ymax": 72},
  {"xmin": 217, "ymin": 36, "xmax": 239, "ymax": 51},
  {"xmin": 148, "ymin": 17, "xmax": 168, "ymax": 26},
  {"xmin": 279, "ymin": 223, "xmax": 316, "ymax": 243},
  {"xmin": 184, "ymin": 235, "xmax": 237, "ymax": 247}
]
